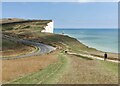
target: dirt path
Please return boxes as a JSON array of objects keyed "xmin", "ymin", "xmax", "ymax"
[{"xmin": 68, "ymin": 52, "xmax": 119, "ymax": 63}]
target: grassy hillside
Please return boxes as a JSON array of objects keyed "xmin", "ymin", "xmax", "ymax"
[
  {"xmin": 2, "ymin": 18, "xmax": 118, "ymax": 60},
  {"xmin": 6, "ymin": 30, "xmax": 118, "ymax": 60},
  {"xmin": 2, "ymin": 19, "xmax": 118, "ymax": 84},
  {"xmin": 2, "ymin": 18, "xmax": 53, "ymax": 58},
  {"xmin": 2, "ymin": 38, "xmax": 23, "ymax": 50},
  {"xmin": 2, "ymin": 37, "xmax": 36, "ymax": 58},
  {"xmin": 8, "ymin": 52, "xmax": 118, "ymax": 84},
  {"xmin": 0, "ymin": 18, "xmax": 25, "ymax": 24}
]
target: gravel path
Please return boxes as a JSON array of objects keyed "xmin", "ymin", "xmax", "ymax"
[{"xmin": 67, "ymin": 52, "xmax": 119, "ymax": 63}]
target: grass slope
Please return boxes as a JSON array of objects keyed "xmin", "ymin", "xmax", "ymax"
[
  {"xmin": 2, "ymin": 38, "xmax": 35, "ymax": 58},
  {"xmin": 9, "ymin": 53, "xmax": 68, "ymax": 84},
  {"xmin": 2, "ymin": 19, "xmax": 119, "ymax": 84},
  {"xmin": 7, "ymin": 53, "xmax": 118, "ymax": 84},
  {"xmin": 57, "ymin": 54, "xmax": 118, "ymax": 84}
]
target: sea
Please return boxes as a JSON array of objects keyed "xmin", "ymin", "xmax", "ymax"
[{"xmin": 54, "ymin": 28, "xmax": 118, "ymax": 53}]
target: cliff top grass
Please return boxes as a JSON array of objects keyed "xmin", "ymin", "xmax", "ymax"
[
  {"xmin": 2, "ymin": 18, "xmax": 119, "ymax": 60},
  {"xmin": 1, "ymin": 18, "xmax": 52, "ymax": 32},
  {"xmin": 1, "ymin": 38, "xmax": 36, "ymax": 58},
  {"xmin": 2, "ymin": 19, "xmax": 118, "ymax": 84},
  {"xmin": 1, "ymin": 18, "xmax": 52, "ymax": 24}
]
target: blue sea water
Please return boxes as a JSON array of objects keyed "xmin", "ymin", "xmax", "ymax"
[{"xmin": 54, "ymin": 28, "xmax": 118, "ymax": 53}]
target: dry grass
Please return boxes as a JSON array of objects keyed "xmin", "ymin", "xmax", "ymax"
[
  {"xmin": 1, "ymin": 19, "xmax": 119, "ymax": 84},
  {"xmin": 0, "ymin": 60, "xmax": 2, "ymax": 84},
  {"xmin": 1, "ymin": 18, "xmax": 24, "ymax": 24},
  {"xmin": 2, "ymin": 20, "xmax": 118, "ymax": 60},
  {"xmin": 1, "ymin": 46, "xmax": 35, "ymax": 57},
  {"xmin": 2, "ymin": 52, "xmax": 58, "ymax": 83},
  {"xmin": 16, "ymin": 32, "xmax": 118, "ymax": 61},
  {"xmin": 89, "ymin": 51, "xmax": 119, "ymax": 60},
  {"xmin": 57, "ymin": 54, "xmax": 118, "ymax": 84},
  {"xmin": 2, "ymin": 38, "xmax": 36, "ymax": 58}
]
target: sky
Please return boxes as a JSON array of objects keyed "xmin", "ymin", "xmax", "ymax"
[
  {"xmin": 1, "ymin": 0, "xmax": 120, "ymax": 2},
  {"xmin": 2, "ymin": 2, "xmax": 118, "ymax": 28}
]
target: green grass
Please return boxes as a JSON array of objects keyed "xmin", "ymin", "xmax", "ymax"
[
  {"xmin": 2, "ymin": 20, "xmax": 50, "ymax": 31},
  {"xmin": 4, "ymin": 28, "xmax": 117, "ymax": 60},
  {"xmin": 71, "ymin": 54, "xmax": 93, "ymax": 60},
  {"xmin": 4, "ymin": 53, "xmax": 118, "ymax": 84},
  {"xmin": 9, "ymin": 53, "xmax": 68, "ymax": 84},
  {"xmin": 2, "ymin": 19, "xmax": 119, "ymax": 84},
  {"xmin": 2, "ymin": 19, "xmax": 116, "ymax": 60},
  {"xmin": 99, "ymin": 60, "xmax": 118, "ymax": 74},
  {"xmin": 2, "ymin": 38, "xmax": 23, "ymax": 50}
]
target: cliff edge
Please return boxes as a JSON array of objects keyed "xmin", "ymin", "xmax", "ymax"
[{"xmin": 41, "ymin": 20, "xmax": 54, "ymax": 33}]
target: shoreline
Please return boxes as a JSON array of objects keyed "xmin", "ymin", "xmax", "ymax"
[
  {"xmin": 2, "ymin": 19, "xmax": 118, "ymax": 61},
  {"xmin": 74, "ymin": 38, "xmax": 119, "ymax": 61},
  {"xmin": 54, "ymin": 28, "xmax": 118, "ymax": 54},
  {"xmin": 78, "ymin": 40, "xmax": 118, "ymax": 54},
  {"xmin": 53, "ymin": 33, "xmax": 119, "ymax": 61}
]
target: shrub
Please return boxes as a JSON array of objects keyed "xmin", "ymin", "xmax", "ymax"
[{"xmin": 6, "ymin": 27, "xmax": 14, "ymax": 30}]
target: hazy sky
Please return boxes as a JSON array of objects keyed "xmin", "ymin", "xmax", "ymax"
[
  {"xmin": 1, "ymin": 0, "xmax": 119, "ymax": 2},
  {"xmin": 2, "ymin": 2, "xmax": 118, "ymax": 28}
]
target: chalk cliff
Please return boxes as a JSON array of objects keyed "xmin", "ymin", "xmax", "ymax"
[
  {"xmin": 41, "ymin": 21, "xmax": 54, "ymax": 33},
  {"xmin": 1, "ymin": 19, "xmax": 54, "ymax": 33}
]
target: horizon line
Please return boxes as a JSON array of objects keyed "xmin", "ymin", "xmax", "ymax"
[{"xmin": 55, "ymin": 27, "xmax": 119, "ymax": 29}]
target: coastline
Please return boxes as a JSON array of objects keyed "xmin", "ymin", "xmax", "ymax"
[
  {"xmin": 2, "ymin": 19, "xmax": 118, "ymax": 61},
  {"xmin": 2, "ymin": 19, "xmax": 119, "ymax": 84},
  {"xmin": 69, "ymin": 36, "xmax": 119, "ymax": 61},
  {"xmin": 78, "ymin": 40, "xmax": 118, "ymax": 54},
  {"xmin": 54, "ymin": 28, "xmax": 118, "ymax": 54},
  {"xmin": 53, "ymin": 31, "xmax": 118, "ymax": 61}
]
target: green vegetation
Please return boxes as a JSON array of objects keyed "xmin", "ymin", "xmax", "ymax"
[
  {"xmin": 2, "ymin": 19, "xmax": 117, "ymax": 60},
  {"xmin": 35, "ymin": 22, "xmax": 47, "ymax": 26},
  {"xmin": 2, "ymin": 19, "xmax": 118, "ymax": 84},
  {"xmin": 2, "ymin": 37, "xmax": 37, "ymax": 59},
  {"xmin": 8, "ymin": 53, "xmax": 118, "ymax": 84},
  {"xmin": 71, "ymin": 54, "xmax": 93, "ymax": 60},
  {"xmin": 10, "ymin": 53, "xmax": 68, "ymax": 84},
  {"xmin": 100, "ymin": 60, "xmax": 118, "ymax": 74},
  {"xmin": 5, "ymin": 27, "xmax": 14, "ymax": 30},
  {"xmin": 19, "ymin": 32, "xmax": 99, "ymax": 54},
  {"xmin": 3, "ymin": 25, "xmax": 118, "ymax": 60},
  {"xmin": 21, "ymin": 25, "xmax": 31, "ymax": 29},
  {"xmin": 2, "ymin": 38, "xmax": 23, "ymax": 50},
  {"xmin": 2, "ymin": 19, "xmax": 51, "ymax": 31}
]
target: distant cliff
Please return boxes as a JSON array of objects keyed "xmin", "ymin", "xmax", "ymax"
[
  {"xmin": 41, "ymin": 21, "xmax": 54, "ymax": 33},
  {"xmin": 1, "ymin": 18, "xmax": 54, "ymax": 33}
]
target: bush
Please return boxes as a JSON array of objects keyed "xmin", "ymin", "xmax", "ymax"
[
  {"xmin": 24, "ymin": 25, "xmax": 30, "ymax": 28},
  {"xmin": 6, "ymin": 27, "xmax": 14, "ymax": 30},
  {"xmin": 21, "ymin": 25, "xmax": 30, "ymax": 29}
]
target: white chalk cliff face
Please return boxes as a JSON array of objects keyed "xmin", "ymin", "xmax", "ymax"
[{"xmin": 41, "ymin": 21, "xmax": 54, "ymax": 33}]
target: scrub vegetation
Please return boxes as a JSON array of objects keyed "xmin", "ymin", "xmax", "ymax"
[{"xmin": 1, "ymin": 18, "xmax": 118, "ymax": 84}]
